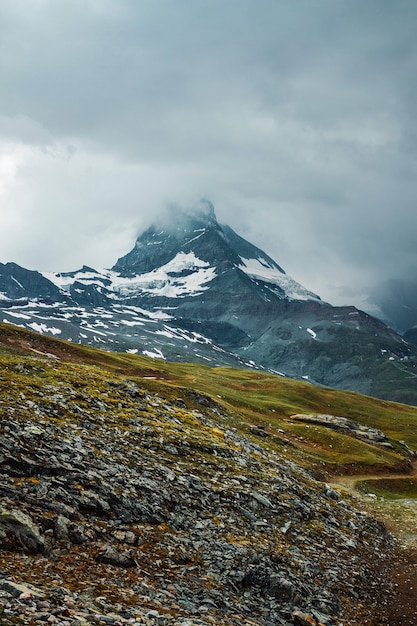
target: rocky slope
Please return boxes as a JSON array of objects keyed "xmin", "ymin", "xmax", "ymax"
[
  {"xmin": 1, "ymin": 201, "xmax": 417, "ymax": 404},
  {"xmin": 1, "ymin": 324, "xmax": 416, "ymax": 625}
]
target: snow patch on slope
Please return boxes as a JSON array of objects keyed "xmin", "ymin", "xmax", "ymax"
[
  {"xmin": 110, "ymin": 252, "xmax": 216, "ymax": 298},
  {"xmin": 239, "ymin": 257, "xmax": 321, "ymax": 302},
  {"xmin": 42, "ymin": 269, "xmax": 109, "ymax": 290},
  {"xmin": 27, "ymin": 322, "xmax": 61, "ymax": 335},
  {"xmin": 42, "ymin": 252, "xmax": 216, "ymax": 300},
  {"xmin": 142, "ymin": 348, "xmax": 165, "ymax": 359}
]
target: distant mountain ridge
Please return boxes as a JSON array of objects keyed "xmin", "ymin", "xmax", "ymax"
[
  {"xmin": 1, "ymin": 200, "xmax": 417, "ymax": 404},
  {"xmin": 365, "ymin": 277, "xmax": 417, "ymax": 341}
]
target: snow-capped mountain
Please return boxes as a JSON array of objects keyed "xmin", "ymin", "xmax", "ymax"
[{"xmin": 1, "ymin": 201, "xmax": 417, "ymax": 404}]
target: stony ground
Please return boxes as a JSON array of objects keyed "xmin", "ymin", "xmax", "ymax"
[
  {"xmin": 0, "ymin": 350, "xmax": 411, "ymax": 625},
  {"xmin": 331, "ymin": 471, "xmax": 417, "ymax": 626},
  {"xmin": 385, "ymin": 548, "xmax": 417, "ymax": 626}
]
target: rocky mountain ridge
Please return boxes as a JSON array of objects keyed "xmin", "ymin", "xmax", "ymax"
[{"xmin": 1, "ymin": 201, "xmax": 417, "ymax": 404}]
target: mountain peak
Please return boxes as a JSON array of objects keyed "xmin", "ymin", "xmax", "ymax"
[
  {"xmin": 2, "ymin": 200, "xmax": 417, "ymax": 405},
  {"xmin": 111, "ymin": 201, "xmax": 321, "ymax": 303},
  {"xmin": 112, "ymin": 200, "xmax": 225, "ymax": 276},
  {"xmin": 193, "ymin": 197, "xmax": 216, "ymax": 221},
  {"xmin": 158, "ymin": 198, "xmax": 218, "ymax": 232}
]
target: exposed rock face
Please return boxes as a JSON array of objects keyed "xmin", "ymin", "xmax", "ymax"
[
  {"xmin": 1, "ymin": 202, "xmax": 417, "ymax": 404},
  {"xmin": 0, "ymin": 262, "xmax": 64, "ymax": 302},
  {"xmin": 404, "ymin": 326, "xmax": 417, "ymax": 346},
  {"xmin": 291, "ymin": 414, "xmax": 394, "ymax": 448}
]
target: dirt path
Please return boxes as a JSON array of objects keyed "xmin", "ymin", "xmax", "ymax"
[
  {"xmin": 330, "ymin": 467, "xmax": 417, "ymax": 545},
  {"xmin": 332, "ymin": 470, "xmax": 417, "ymax": 490},
  {"xmin": 331, "ymin": 467, "xmax": 417, "ymax": 625},
  {"xmin": 330, "ymin": 460, "xmax": 417, "ymax": 487}
]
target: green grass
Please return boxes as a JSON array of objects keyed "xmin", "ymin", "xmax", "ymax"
[
  {"xmin": 1, "ymin": 321, "xmax": 417, "ymax": 475},
  {"xmin": 356, "ymin": 477, "xmax": 417, "ymax": 500}
]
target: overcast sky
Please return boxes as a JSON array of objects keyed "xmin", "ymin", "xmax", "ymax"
[{"xmin": 0, "ymin": 0, "xmax": 416, "ymax": 308}]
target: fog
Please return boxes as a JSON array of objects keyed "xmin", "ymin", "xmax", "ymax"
[{"xmin": 1, "ymin": 1, "xmax": 416, "ymax": 310}]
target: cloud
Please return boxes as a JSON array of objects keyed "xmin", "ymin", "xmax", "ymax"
[{"xmin": 0, "ymin": 0, "xmax": 416, "ymax": 308}]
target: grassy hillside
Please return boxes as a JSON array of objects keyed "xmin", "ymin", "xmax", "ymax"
[
  {"xmin": 1, "ymin": 322, "xmax": 415, "ymax": 476},
  {"xmin": 1, "ymin": 322, "xmax": 416, "ymax": 625}
]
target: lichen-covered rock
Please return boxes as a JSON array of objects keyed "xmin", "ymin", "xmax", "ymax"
[{"xmin": 0, "ymin": 508, "xmax": 46, "ymax": 553}]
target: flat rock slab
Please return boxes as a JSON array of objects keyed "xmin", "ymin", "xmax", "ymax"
[{"xmin": 0, "ymin": 579, "xmax": 45, "ymax": 599}]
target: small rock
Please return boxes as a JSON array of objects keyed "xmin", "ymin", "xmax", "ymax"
[
  {"xmin": 54, "ymin": 515, "xmax": 71, "ymax": 541},
  {"xmin": 32, "ymin": 612, "xmax": 52, "ymax": 622},
  {"xmin": 251, "ymin": 491, "xmax": 273, "ymax": 508},
  {"xmin": 267, "ymin": 575, "xmax": 293, "ymax": 601},
  {"xmin": 311, "ymin": 609, "xmax": 333, "ymax": 625},
  {"xmin": 281, "ymin": 521, "xmax": 292, "ymax": 534},
  {"xmin": 96, "ymin": 545, "xmax": 136, "ymax": 568},
  {"xmin": 292, "ymin": 609, "xmax": 317, "ymax": 625},
  {"xmin": 22, "ymin": 425, "xmax": 44, "ymax": 437}
]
